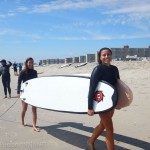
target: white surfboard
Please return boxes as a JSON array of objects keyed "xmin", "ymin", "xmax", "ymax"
[
  {"xmin": 60, "ymin": 63, "xmax": 72, "ymax": 68},
  {"xmin": 20, "ymin": 75, "xmax": 117, "ymax": 114},
  {"xmin": 75, "ymin": 63, "xmax": 87, "ymax": 68}
]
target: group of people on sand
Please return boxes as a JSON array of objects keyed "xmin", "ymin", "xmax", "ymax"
[
  {"xmin": 0, "ymin": 59, "xmax": 12, "ymax": 98},
  {"xmin": 0, "ymin": 60, "xmax": 23, "ymax": 98},
  {"xmin": 0, "ymin": 58, "xmax": 40, "ymax": 132},
  {"xmin": 0, "ymin": 48, "xmax": 120, "ymax": 150},
  {"xmin": 13, "ymin": 62, "xmax": 22, "ymax": 75}
]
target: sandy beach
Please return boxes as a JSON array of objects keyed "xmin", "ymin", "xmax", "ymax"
[{"xmin": 0, "ymin": 61, "xmax": 150, "ymax": 150}]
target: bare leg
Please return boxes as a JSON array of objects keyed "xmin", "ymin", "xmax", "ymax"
[
  {"xmin": 21, "ymin": 101, "xmax": 28, "ymax": 127},
  {"xmin": 100, "ymin": 109, "xmax": 115, "ymax": 150},
  {"xmin": 88, "ymin": 109, "xmax": 114, "ymax": 150},
  {"xmin": 88, "ymin": 120, "xmax": 105, "ymax": 150},
  {"xmin": 32, "ymin": 106, "xmax": 40, "ymax": 132}
]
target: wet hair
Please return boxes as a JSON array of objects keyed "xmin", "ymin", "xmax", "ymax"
[{"xmin": 98, "ymin": 47, "xmax": 112, "ymax": 64}]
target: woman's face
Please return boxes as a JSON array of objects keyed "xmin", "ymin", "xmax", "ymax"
[
  {"xmin": 100, "ymin": 49, "xmax": 112, "ymax": 65},
  {"xmin": 27, "ymin": 60, "xmax": 33, "ymax": 69}
]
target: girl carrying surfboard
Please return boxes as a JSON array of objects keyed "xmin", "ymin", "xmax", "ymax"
[
  {"xmin": 88, "ymin": 48, "xmax": 120, "ymax": 150},
  {"xmin": 17, "ymin": 57, "xmax": 40, "ymax": 132}
]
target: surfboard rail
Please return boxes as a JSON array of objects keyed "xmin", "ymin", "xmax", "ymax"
[{"xmin": 20, "ymin": 75, "xmax": 118, "ymax": 114}]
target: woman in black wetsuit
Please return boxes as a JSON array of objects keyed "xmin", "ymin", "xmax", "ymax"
[
  {"xmin": 17, "ymin": 57, "xmax": 40, "ymax": 132},
  {"xmin": 87, "ymin": 48, "xmax": 120, "ymax": 150},
  {"xmin": 0, "ymin": 59, "xmax": 12, "ymax": 98}
]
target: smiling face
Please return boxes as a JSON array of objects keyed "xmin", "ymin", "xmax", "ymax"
[
  {"xmin": 100, "ymin": 49, "xmax": 112, "ymax": 66},
  {"xmin": 27, "ymin": 59, "xmax": 34, "ymax": 69}
]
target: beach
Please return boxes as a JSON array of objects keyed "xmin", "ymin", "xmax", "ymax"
[{"xmin": 0, "ymin": 61, "xmax": 150, "ymax": 150}]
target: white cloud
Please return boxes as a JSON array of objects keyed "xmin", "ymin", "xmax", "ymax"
[
  {"xmin": 0, "ymin": 29, "xmax": 42, "ymax": 41},
  {"xmin": 30, "ymin": 0, "xmax": 150, "ymax": 15},
  {"xmin": 17, "ymin": 6, "xmax": 29, "ymax": 12},
  {"xmin": 119, "ymin": 33, "xmax": 150, "ymax": 39},
  {"xmin": 0, "ymin": 14, "xmax": 5, "ymax": 18},
  {"xmin": 105, "ymin": 3, "xmax": 150, "ymax": 14},
  {"xmin": 0, "ymin": 29, "xmax": 16, "ymax": 36},
  {"xmin": 49, "ymin": 36, "xmax": 88, "ymax": 40},
  {"xmin": 31, "ymin": 0, "xmax": 114, "ymax": 13},
  {"xmin": 8, "ymin": 11, "xmax": 15, "ymax": 16},
  {"xmin": 50, "ymin": 34, "xmax": 150, "ymax": 41}
]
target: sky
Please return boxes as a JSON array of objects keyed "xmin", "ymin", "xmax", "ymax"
[{"xmin": 0, "ymin": 0, "xmax": 150, "ymax": 63}]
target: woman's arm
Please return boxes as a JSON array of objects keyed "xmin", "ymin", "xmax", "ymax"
[
  {"xmin": 116, "ymin": 67, "xmax": 120, "ymax": 79},
  {"xmin": 88, "ymin": 66, "xmax": 102, "ymax": 110},
  {"xmin": 17, "ymin": 72, "xmax": 24, "ymax": 94}
]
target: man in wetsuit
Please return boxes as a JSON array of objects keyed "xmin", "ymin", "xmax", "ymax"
[
  {"xmin": 13, "ymin": 62, "xmax": 18, "ymax": 75},
  {"xmin": 0, "ymin": 59, "xmax": 12, "ymax": 98}
]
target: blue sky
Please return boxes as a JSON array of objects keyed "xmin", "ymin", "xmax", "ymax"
[{"xmin": 0, "ymin": 0, "xmax": 150, "ymax": 63}]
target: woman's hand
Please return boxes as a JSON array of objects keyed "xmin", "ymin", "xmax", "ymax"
[
  {"xmin": 88, "ymin": 109, "xmax": 94, "ymax": 116},
  {"xmin": 37, "ymin": 71, "xmax": 44, "ymax": 74}
]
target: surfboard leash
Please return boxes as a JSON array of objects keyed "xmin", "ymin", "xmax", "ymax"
[{"xmin": 0, "ymin": 98, "xmax": 19, "ymax": 118}]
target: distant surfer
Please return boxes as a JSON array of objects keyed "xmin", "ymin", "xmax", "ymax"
[
  {"xmin": 18, "ymin": 63, "xmax": 22, "ymax": 74},
  {"xmin": 13, "ymin": 62, "xmax": 18, "ymax": 75},
  {"xmin": 17, "ymin": 57, "xmax": 40, "ymax": 132},
  {"xmin": 87, "ymin": 48, "xmax": 120, "ymax": 150},
  {"xmin": 0, "ymin": 59, "xmax": 12, "ymax": 99}
]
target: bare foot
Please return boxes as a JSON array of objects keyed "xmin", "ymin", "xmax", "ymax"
[
  {"xmin": 8, "ymin": 95, "xmax": 11, "ymax": 99},
  {"xmin": 87, "ymin": 139, "xmax": 95, "ymax": 150},
  {"xmin": 3, "ymin": 96, "xmax": 7, "ymax": 99},
  {"xmin": 21, "ymin": 124, "xmax": 26, "ymax": 128},
  {"xmin": 33, "ymin": 127, "xmax": 40, "ymax": 132}
]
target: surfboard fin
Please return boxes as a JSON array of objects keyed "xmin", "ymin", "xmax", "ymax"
[
  {"xmin": 25, "ymin": 82, "xmax": 28, "ymax": 87},
  {"xmin": 20, "ymin": 89, "xmax": 24, "ymax": 93}
]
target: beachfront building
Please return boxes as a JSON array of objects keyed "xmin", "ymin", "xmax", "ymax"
[
  {"xmin": 86, "ymin": 54, "xmax": 95, "ymax": 63},
  {"xmin": 58, "ymin": 59, "xmax": 65, "ymax": 64},
  {"xmin": 46, "ymin": 59, "xmax": 62, "ymax": 64},
  {"xmin": 65, "ymin": 58, "xmax": 73, "ymax": 64},
  {"xmin": 79, "ymin": 56, "xmax": 86, "ymax": 63},
  {"xmin": 73, "ymin": 57, "xmax": 79, "ymax": 63},
  {"xmin": 111, "ymin": 45, "xmax": 150, "ymax": 60},
  {"xmin": 40, "ymin": 59, "xmax": 64, "ymax": 65},
  {"xmin": 41, "ymin": 59, "xmax": 46, "ymax": 65},
  {"xmin": 40, "ymin": 46, "xmax": 150, "ymax": 64},
  {"xmin": 95, "ymin": 51, "xmax": 99, "ymax": 63}
]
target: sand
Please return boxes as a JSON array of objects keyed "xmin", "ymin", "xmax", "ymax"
[{"xmin": 0, "ymin": 61, "xmax": 150, "ymax": 150}]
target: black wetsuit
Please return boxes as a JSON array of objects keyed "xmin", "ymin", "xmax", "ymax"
[
  {"xmin": 13, "ymin": 63, "xmax": 17, "ymax": 72},
  {"xmin": 17, "ymin": 68, "xmax": 37, "ymax": 94},
  {"xmin": 0, "ymin": 61, "xmax": 12, "ymax": 96},
  {"xmin": 88, "ymin": 64, "xmax": 120, "ymax": 110}
]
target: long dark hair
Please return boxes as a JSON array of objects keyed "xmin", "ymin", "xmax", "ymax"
[
  {"xmin": 22, "ymin": 57, "xmax": 34, "ymax": 73},
  {"xmin": 98, "ymin": 47, "xmax": 112, "ymax": 64}
]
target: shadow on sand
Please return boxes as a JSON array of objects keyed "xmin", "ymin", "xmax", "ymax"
[{"xmin": 41, "ymin": 122, "xmax": 150, "ymax": 150}]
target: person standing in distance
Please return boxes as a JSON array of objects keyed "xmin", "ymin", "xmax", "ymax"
[
  {"xmin": 17, "ymin": 57, "xmax": 40, "ymax": 132},
  {"xmin": 87, "ymin": 48, "xmax": 120, "ymax": 150},
  {"xmin": 0, "ymin": 59, "xmax": 12, "ymax": 98},
  {"xmin": 18, "ymin": 63, "xmax": 22, "ymax": 74},
  {"xmin": 13, "ymin": 62, "xmax": 18, "ymax": 75}
]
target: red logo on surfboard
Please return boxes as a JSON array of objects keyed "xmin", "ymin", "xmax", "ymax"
[{"xmin": 94, "ymin": 91, "xmax": 104, "ymax": 102}]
